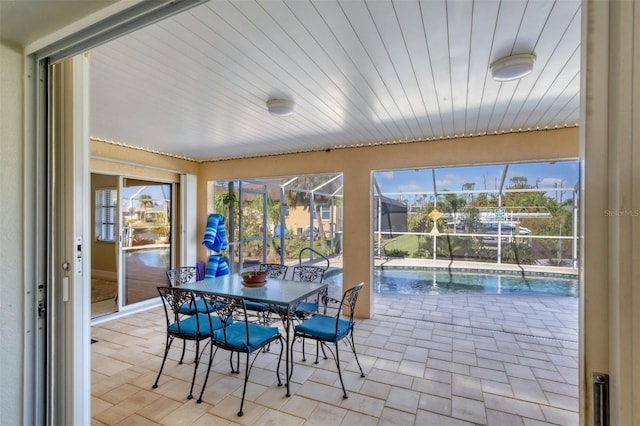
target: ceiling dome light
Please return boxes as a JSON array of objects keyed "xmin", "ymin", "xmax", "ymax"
[
  {"xmin": 490, "ymin": 53, "xmax": 536, "ymax": 81},
  {"xmin": 267, "ymin": 98, "xmax": 294, "ymax": 116}
]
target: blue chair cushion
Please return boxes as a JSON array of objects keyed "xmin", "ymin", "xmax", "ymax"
[
  {"xmin": 178, "ymin": 298, "xmax": 216, "ymax": 315},
  {"xmin": 168, "ymin": 314, "xmax": 230, "ymax": 338},
  {"xmin": 295, "ymin": 301, "xmax": 318, "ymax": 314},
  {"xmin": 244, "ymin": 301, "xmax": 270, "ymax": 312},
  {"xmin": 294, "ymin": 314, "xmax": 351, "ymax": 342},
  {"xmin": 213, "ymin": 322, "xmax": 279, "ymax": 352}
]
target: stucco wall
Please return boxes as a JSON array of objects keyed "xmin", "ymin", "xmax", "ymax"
[
  {"xmin": 197, "ymin": 128, "xmax": 578, "ymax": 318},
  {"xmin": 0, "ymin": 41, "xmax": 24, "ymax": 425},
  {"xmin": 91, "ymin": 173, "xmax": 119, "ymax": 273}
]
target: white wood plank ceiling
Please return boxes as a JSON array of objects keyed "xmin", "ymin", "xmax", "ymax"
[{"xmin": 89, "ymin": 0, "xmax": 581, "ymax": 162}]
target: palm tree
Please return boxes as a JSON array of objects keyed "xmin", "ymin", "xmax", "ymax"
[
  {"xmin": 249, "ymin": 193, "xmax": 282, "ymax": 259},
  {"xmin": 285, "ymin": 175, "xmax": 340, "ymax": 254},
  {"xmin": 137, "ymin": 194, "xmax": 154, "ymax": 221},
  {"xmin": 408, "ymin": 207, "xmax": 430, "ymax": 247},
  {"xmin": 462, "ymin": 182, "xmax": 475, "ymax": 203}
]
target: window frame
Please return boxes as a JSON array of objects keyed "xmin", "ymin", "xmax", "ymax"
[{"xmin": 95, "ymin": 187, "xmax": 117, "ymax": 242}]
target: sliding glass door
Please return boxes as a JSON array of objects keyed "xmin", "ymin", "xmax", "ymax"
[{"xmin": 120, "ymin": 178, "xmax": 172, "ymax": 305}]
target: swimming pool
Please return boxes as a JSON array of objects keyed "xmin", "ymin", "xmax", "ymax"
[
  {"xmin": 324, "ymin": 268, "xmax": 578, "ymax": 297},
  {"xmin": 125, "ymin": 247, "xmax": 170, "ymax": 268}
]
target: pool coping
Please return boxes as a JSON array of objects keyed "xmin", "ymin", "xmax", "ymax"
[
  {"xmin": 374, "ymin": 265, "xmax": 578, "ymax": 280},
  {"xmin": 323, "ymin": 258, "xmax": 578, "ymax": 280}
]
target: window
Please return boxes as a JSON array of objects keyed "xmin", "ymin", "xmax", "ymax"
[
  {"xmin": 95, "ymin": 188, "xmax": 117, "ymax": 242},
  {"xmin": 312, "ymin": 204, "xmax": 331, "ymax": 220}
]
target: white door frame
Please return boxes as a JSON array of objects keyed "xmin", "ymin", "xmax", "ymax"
[
  {"xmin": 28, "ymin": 2, "xmax": 209, "ymax": 424},
  {"xmin": 181, "ymin": 173, "xmax": 198, "ymax": 267},
  {"xmin": 47, "ymin": 55, "xmax": 92, "ymax": 426}
]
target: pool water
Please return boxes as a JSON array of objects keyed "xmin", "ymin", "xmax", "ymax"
[
  {"xmin": 324, "ymin": 268, "xmax": 578, "ymax": 297},
  {"xmin": 126, "ymin": 248, "xmax": 170, "ymax": 268}
]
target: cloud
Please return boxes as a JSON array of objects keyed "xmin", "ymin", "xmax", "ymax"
[
  {"xmin": 398, "ymin": 183, "xmax": 425, "ymax": 192},
  {"xmin": 435, "ymin": 178, "xmax": 454, "ymax": 189},
  {"xmin": 378, "ymin": 171, "xmax": 395, "ymax": 180},
  {"xmin": 537, "ymin": 177, "xmax": 568, "ymax": 188}
]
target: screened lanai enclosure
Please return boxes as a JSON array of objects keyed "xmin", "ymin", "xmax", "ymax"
[
  {"xmin": 208, "ymin": 174, "xmax": 343, "ymax": 273},
  {"xmin": 207, "ymin": 159, "xmax": 578, "ymax": 277},
  {"xmin": 373, "ymin": 159, "xmax": 579, "ymax": 270}
]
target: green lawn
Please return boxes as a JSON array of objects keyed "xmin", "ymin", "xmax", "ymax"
[{"xmin": 381, "ymin": 234, "xmax": 421, "ymax": 255}]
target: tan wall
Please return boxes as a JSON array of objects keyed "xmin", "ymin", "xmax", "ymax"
[
  {"xmin": 91, "ymin": 173, "xmax": 118, "ymax": 273},
  {"xmin": 198, "ymin": 128, "xmax": 578, "ymax": 318},
  {"xmin": 286, "ymin": 207, "xmax": 311, "ymax": 235},
  {"xmin": 91, "ymin": 139, "xmax": 199, "ymax": 176},
  {"xmin": 286, "ymin": 205, "xmax": 339, "ymax": 236}
]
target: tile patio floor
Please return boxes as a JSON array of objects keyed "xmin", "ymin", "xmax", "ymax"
[{"xmin": 91, "ymin": 287, "xmax": 578, "ymax": 425}]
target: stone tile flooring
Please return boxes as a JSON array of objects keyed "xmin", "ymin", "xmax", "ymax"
[{"xmin": 91, "ymin": 291, "xmax": 578, "ymax": 425}]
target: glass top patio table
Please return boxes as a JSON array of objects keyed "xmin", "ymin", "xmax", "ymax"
[
  {"xmin": 179, "ymin": 273, "xmax": 327, "ymax": 307},
  {"xmin": 179, "ymin": 273, "xmax": 328, "ymax": 397}
]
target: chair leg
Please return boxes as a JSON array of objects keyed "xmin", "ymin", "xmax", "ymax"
[
  {"xmin": 301, "ymin": 337, "xmax": 307, "ymax": 362},
  {"xmin": 275, "ymin": 337, "xmax": 284, "ymax": 387},
  {"xmin": 187, "ymin": 340, "xmax": 200, "ymax": 399},
  {"xmin": 230, "ymin": 351, "xmax": 240, "ymax": 373},
  {"xmin": 333, "ymin": 342, "xmax": 349, "ymax": 399},
  {"xmin": 314, "ymin": 340, "xmax": 328, "ymax": 364},
  {"xmin": 347, "ymin": 335, "xmax": 366, "ymax": 378},
  {"xmin": 262, "ymin": 311, "xmax": 271, "ymax": 352},
  {"xmin": 237, "ymin": 352, "xmax": 251, "ymax": 416},
  {"xmin": 197, "ymin": 345, "xmax": 218, "ymax": 404},
  {"xmin": 289, "ymin": 335, "xmax": 296, "ymax": 383},
  {"xmin": 152, "ymin": 335, "xmax": 174, "ymax": 389},
  {"xmin": 179, "ymin": 340, "xmax": 187, "ymax": 364}
]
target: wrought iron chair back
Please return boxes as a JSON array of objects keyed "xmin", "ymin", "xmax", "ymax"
[
  {"xmin": 290, "ymin": 265, "xmax": 326, "ymax": 322},
  {"xmin": 243, "ymin": 264, "xmax": 288, "ymax": 325},
  {"xmin": 167, "ymin": 266, "xmax": 212, "ymax": 315},
  {"xmin": 166, "ymin": 266, "xmax": 198, "ymax": 287},
  {"xmin": 258, "ymin": 263, "xmax": 289, "ymax": 279},
  {"xmin": 291, "ymin": 265, "xmax": 325, "ymax": 283}
]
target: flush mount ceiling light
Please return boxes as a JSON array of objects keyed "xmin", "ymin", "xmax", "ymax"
[
  {"xmin": 490, "ymin": 53, "xmax": 536, "ymax": 81},
  {"xmin": 267, "ymin": 98, "xmax": 294, "ymax": 116}
]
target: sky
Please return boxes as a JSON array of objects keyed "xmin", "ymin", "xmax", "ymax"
[
  {"xmin": 374, "ymin": 160, "xmax": 579, "ymax": 201},
  {"xmin": 121, "ymin": 183, "xmax": 171, "ymax": 211}
]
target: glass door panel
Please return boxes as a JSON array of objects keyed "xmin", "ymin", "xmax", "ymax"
[
  {"xmin": 120, "ymin": 179, "xmax": 172, "ymax": 305},
  {"xmin": 239, "ymin": 186, "xmax": 265, "ymax": 269}
]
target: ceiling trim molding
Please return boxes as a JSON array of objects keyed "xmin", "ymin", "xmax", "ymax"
[
  {"xmin": 35, "ymin": 0, "xmax": 208, "ymax": 64},
  {"xmin": 90, "ymin": 137, "xmax": 199, "ymax": 163}
]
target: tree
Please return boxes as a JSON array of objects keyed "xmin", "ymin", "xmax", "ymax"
[
  {"xmin": 137, "ymin": 194, "xmax": 155, "ymax": 221},
  {"xmin": 508, "ymin": 176, "xmax": 531, "ymax": 189},
  {"xmin": 285, "ymin": 175, "xmax": 340, "ymax": 254},
  {"xmin": 436, "ymin": 191, "xmax": 466, "ymax": 225},
  {"xmin": 462, "ymin": 207, "xmax": 481, "ymax": 232},
  {"xmin": 247, "ymin": 194, "xmax": 281, "ymax": 260},
  {"xmin": 408, "ymin": 208, "xmax": 430, "ymax": 247},
  {"xmin": 462, "ymin": 182, "xmax": 475, "ymax": 203}
]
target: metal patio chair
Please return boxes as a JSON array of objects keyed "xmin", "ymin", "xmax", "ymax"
[
  {"xmin": 197, "ymin": 294, "xmax": 284, "ymax": 416},
  {"xmin": 243, "ymin": 263, "xmax": 289, "ymax": 326},
  {"xmin": 153, "ymin": 286, "xmax": 229, "ymax": 400},
  {"xmin": 291, "ymin": 282, "xmax": 366, "ymax": 399}
]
